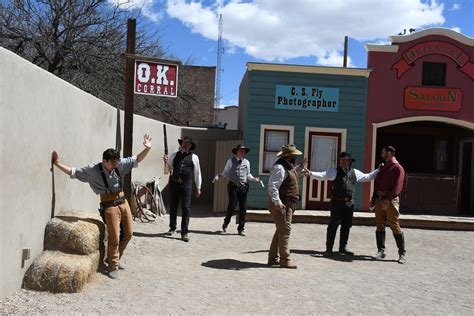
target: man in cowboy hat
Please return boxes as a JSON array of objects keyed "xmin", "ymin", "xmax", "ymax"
[
  {"xmin": 304, "ymin": 152, "xmax": 379, "ymax": 257},
  {"xmin": 267, "ymin": 144, "xmax": 307, "ymax": 269},
  {"xmin": 372, "ymin": 145, "xmax": 406, "ymax": 264},
  {"xmin": 164, "ymin": 136, "xmax": 202, "ymax": 242},
  {"xmin": 213, "ymin": 144, "xmax": 261, "ymax": 236}
]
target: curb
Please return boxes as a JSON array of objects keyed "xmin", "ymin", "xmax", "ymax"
[{"xmin": 246, "ymin": 210, "xmax": 474, "ymax": 231}]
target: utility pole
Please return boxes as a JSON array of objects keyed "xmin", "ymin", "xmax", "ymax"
[{"xmin": 123, "ymin": 18, "xmax": 136, "ymax": 203}]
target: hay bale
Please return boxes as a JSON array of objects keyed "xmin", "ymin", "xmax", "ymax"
[
  {"xmin": 45, "ymin": 211, "xmax": 105, "ymax": 255},
  {"xmin": 23, "ymin": 250, "xmax": 100, "ymax": 293}
]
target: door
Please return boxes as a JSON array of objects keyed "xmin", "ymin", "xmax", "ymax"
[
  {"xmin": 305, "ymin": 131, "xmax": 342, "ymax": 209},
  {"xmin": 460, "ymin": 140, "xmax": 474, "ymax": 214}
]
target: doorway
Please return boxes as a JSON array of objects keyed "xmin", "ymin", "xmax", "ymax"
[
  {"xmin": 304, "ymin": 128, "xmax": 346, "ymax": 210},
  {"xmin": 460, "ymin": 140, "xmax": 474, "ymax": 214},
  {"xmin": 375, "ymin": 120, "xmax": 472, "ymax": 215}
]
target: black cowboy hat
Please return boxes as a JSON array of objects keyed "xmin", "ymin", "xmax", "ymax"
[
  {"xmin": 339, "ymin": 152, "xmax": 356, "ymax": 162},
  {"xmin": 178, "ymin": 136, "xmax": 196, "ymax": 151},
  {"xmin": 232, "ymin": 144, "xmax": 250, "ymax": 155}
]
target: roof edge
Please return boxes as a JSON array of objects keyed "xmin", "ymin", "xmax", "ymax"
[
  {"xmin": 389, "ymin": 28, "xmax": 474, "ymax": 46},
  {"xmin": 246, "ymin": 62, "xmax": 372, "ymax": 77}
]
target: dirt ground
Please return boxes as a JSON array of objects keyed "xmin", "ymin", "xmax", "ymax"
[{"xmin": 2, "ymin": 215, "xmax": 474, "ymax": 315}]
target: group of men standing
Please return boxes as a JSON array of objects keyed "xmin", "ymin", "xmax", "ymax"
[{"xmin": 52, "ymin": 132, "xmax": 406, "ymax": 279}]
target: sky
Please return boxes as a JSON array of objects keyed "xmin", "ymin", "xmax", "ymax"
[{"xmin": 111, "ymin": 0, "xmax": 474, "ymax": 107}]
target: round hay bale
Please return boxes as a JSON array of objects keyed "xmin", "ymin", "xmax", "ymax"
[
  {"xmin": 45, "ymin": 211, "xmax": 105, "ymax": 255},
  {"xmin": 23, "ymin": 250, "xmax": 100, "ymax": 293}
]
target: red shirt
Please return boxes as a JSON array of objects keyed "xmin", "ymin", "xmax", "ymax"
[{"xmin": 375, "ymin": 157, "xmax": 405, "ymax": 200}]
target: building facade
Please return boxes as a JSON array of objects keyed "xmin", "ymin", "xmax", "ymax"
[
  {"xmin": 239, "ymin": 63, "xmax": 371, "ymax": 210},
  {"xmin": 364, "ymin": 28, "xmax": 474, "ymax": 215}
]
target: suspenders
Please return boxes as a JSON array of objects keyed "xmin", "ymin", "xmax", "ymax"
[{"xmin": 98, "ymin": 163, "xmax": 121, "ymax": 193}]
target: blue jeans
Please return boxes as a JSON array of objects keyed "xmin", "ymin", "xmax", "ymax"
[{"xmin": 169, "ymin": 180, "xmax": 193, "ymax": 234}]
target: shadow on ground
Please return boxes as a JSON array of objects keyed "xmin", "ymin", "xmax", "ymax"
[
  {"xmin": 133, "ymin": 232, "xmax": 182, "ymax": 241},
  {"xmin": 201, "ymin": 259, "xmax": 269, "ymax": 270},
  {"xmin": 243, "ymin": 249, "xmax": 398, "ymax": 263}
]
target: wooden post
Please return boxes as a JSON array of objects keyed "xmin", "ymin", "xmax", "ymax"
[
  {"xmin": 123, "ymin": 18, "xmax": 136, "ymax": 203},
  {"xmin": 343, "ymin": 36, "xmax": 348, "ymax": 68}
]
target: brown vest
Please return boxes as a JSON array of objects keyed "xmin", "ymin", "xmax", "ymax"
[{"xmin": 275, "ymin": 158, "xmax": 299, "ymax": 203}]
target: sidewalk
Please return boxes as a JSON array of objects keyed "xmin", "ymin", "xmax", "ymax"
[{"xmin": 246, "ymin": 210, "xmax": 474, "ymax": 231}]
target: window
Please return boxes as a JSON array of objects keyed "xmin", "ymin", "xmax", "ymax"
[
  {"xmin": 422, "ymin": 62, "xmax": 446, "ymax": 86},
  {"xmin": 310, "ymin": 135, "xmax": 338, "ymax": 171},
  {"xmin": 259, "ymin": 125, "xmax": 294, "ymax": 174}
]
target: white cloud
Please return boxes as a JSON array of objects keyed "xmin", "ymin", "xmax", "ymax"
[
  {"xmin": 109, "ymin": 0, "xmax": 163, "ymax": 22},
  {"xmin": 318, "ymin": 51, "xmax": 354, "ymax": 68},
  {"xmin": 165, "ymin": 0, "xmax": 446, "ymax": 66},
  {"xmin": 449, "ymin": 3, "xmax": 461, "ymax": 11},
  {"xmin": 225, "ymin": 41, "xmax": 238, "ymax": 55},
  {"xmin": 451, "ymin": 26, "xmax": 461, "ymax": 33}
]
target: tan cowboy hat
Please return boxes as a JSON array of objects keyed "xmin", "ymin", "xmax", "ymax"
[{"xmin": 276, "ymin": 144, "xmax": 302, "ymax": 158}]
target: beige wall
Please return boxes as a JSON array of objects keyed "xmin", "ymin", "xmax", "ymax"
[
  {"xmin": 215, "ymin": 106, "xmax": 239, "ymax": 130},
  {"xmin": 0, "ymin": 47, "xmax": 185, "ymax": 299}
]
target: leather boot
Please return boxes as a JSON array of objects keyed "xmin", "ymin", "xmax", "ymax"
[
  {"xmin": 394, "ymin": 233, "xmax": 406, "ymax": 264},
  {"xmin": 373, "ymin": 231, "xmax": 386, "ymax": 260}
]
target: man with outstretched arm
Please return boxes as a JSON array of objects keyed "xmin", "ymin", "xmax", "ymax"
[
  {"xmin": 213, "ymin": 144, "xmax": 261, "ymax": 236},
  {"xmin": 372, "ymin": 145, "xmax": 407, "ymax": 264},
  {"xmin": 267, "ymin": 144, "xmax": 307, "ymax": 269},
  {"xmin": 52, "ymin": 134, "xmax": 152, "ymax": 279},
  {"xmin": 304, "ymin": 152, "xmax": 379, "ymax": 257},
  {"xmin": 164, "ymin": 136, "xmax": 202, "ymax": 242}
]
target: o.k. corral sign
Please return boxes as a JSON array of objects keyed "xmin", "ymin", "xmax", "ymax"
[
  {"xmin": 275, "ymin": 85, "xmax": 339, "ymax": 112},
  {"xmin": 134, "ymin": 59, "xmax": 178, "ymax": 97}
]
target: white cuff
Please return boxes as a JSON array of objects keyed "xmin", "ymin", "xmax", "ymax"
[{"xmin": 70, "ymin": 168, "xmax": 77, "ymax": 179}]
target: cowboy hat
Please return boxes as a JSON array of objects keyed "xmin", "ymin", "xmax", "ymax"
[
  {"xmin": 232, "ymin": 144, "xmax": 250, "ymax": 155},
  {"xmin": 276, "ymin": 144, "xmax": 302, "ymax": 158},
  {"xmin": 339, "ymin": 152, "xmax": 356, "ymax": 162},
  {"xmin": 178, "ymin": 136, "xmax": 196, "ymax": 151}
]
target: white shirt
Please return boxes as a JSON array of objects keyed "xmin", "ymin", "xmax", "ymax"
[
  {"xmin": 309, "ymin": 168, "xmax": 379, "ymax": 183},
  {"xmin": 168, "ymin": 151, "xmax": 202, "ymax": 190},
  {"xmin": 268, "ymin": 164, "xmax": 303, "ymax": 204},
  {"xmin": 219, "ymin": 157, "xmax": 256, "ymax": 182}
]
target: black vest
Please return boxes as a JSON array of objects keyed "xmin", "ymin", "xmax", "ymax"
[
  {"xmin": 172, "ymin": 151, "xmax": 194, "ymax": 182},
  {"xmin": 331, "ymin": 167, "xmax": 356, "ymax": 199}
]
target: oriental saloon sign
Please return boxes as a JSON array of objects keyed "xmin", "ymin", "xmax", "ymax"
[
  {"xmin": 404, "ymin": 86, "xmax": 462, "ymax": 112},
  {"xmin": 392, "ymin": 41, "xmax": 474, "ymax": 80},
  {"xmin": 134, "ymin": 59, "xmax": 178, "ymax": 97},
  {"xmin": 275, "ymin": 85, "xmax": 339, "ymax": 112}
]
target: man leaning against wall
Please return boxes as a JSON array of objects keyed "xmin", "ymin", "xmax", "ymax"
[{"xmin": 51, "ymin": 134, "xmax": 152, "ymax": 279}]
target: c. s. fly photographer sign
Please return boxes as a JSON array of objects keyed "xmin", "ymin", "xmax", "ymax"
[
  {"xmin": 134, "ymin": 59, "xmax": 178, "ymax": 97},
  {"xmin": 275, "ymin": 85, "xmax": 339, "ymax": 112}
]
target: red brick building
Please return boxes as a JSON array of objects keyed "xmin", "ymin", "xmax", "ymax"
[{"xmin": 364, "ymin": 28, "xmax": 474, "ymax": 215}]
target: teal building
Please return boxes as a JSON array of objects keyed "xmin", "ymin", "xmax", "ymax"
[{"xmin": 238, "ymin": 63, "xmax": 371, "ymax": 210}]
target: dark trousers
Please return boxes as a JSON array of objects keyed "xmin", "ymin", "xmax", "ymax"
[
  {"xmin": 326, "ymin": 200, "xmax": 354, "ymax": 249},
  {"xmin": 169, "ymin": 180, "xmax": 193, "ymax": 235},
  {"xmin": 223, "ymin": 182, "xmax": 248, "ymax": 232}
]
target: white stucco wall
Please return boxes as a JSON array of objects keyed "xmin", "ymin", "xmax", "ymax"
[{"xmin": 0, "ymin": 47, "xmax": 184, "ymax": 299}]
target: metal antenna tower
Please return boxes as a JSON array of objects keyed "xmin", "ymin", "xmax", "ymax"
[{"xmin": 214, "ymin": 14, "xmax": 223, "ymax": 121}]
